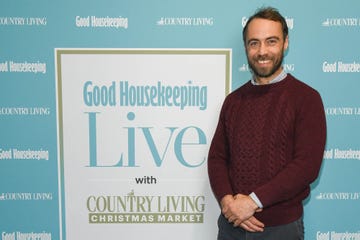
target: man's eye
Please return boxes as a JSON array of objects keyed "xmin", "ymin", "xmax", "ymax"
[
  {"xmin": 267, "ymin": 39, "xmax": 278, "ymax": 45},
  {"xmin": 249, "ymin": 41, "xmax": 259, "ymax": 47}
]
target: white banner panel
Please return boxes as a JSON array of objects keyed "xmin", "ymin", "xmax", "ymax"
[{"xmin": 55, "ymin": 49, "xmax": 231, "ymax": 240}]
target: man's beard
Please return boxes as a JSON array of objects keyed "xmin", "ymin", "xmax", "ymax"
[{"xmin": 247, "ymin": 52, "xmax": 284, "ymax": 79}]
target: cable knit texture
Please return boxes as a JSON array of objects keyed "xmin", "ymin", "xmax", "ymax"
[{"xmin": 208, "ymin": 74, "xmax": 326, "ymax": 226}]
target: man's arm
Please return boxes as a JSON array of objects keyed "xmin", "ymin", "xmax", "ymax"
[
  {"xmin": 208, "ymin": 98, "xmax": 234, "ymax": 202},
  {"xmin": 254, "ymin": 90, "xmax": 326, "ymax": 208}
]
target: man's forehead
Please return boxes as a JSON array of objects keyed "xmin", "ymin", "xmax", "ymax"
[
  {"xmin": 246, "ymin": 18, "xmax": 283, "ymax": 38},
  {"xmin": 247, "ymin": 18, "xmax": 282, "ymax": 29}
]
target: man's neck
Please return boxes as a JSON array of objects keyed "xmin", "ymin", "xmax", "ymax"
[{"xmin": 251, "ymin": 68, "xmax": 287, "ymax": 85}]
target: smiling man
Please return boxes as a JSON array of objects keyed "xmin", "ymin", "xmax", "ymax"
[
  {"xmin": 208, "ymin": 7, "xmax": 327, "ymax": 239},
  {"xmin": 245, "ymin": 14, "xmax": 288, "ymax": 85}
]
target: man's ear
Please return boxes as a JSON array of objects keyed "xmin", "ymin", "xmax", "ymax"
[{"xmin": 284, "ymin": 35, "xmax": 289, "ymax": 52}]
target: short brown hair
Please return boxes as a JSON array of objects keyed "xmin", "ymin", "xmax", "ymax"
[{"xmin": 242, "ymin": 7, "xmax": 288, "ymax": 43}]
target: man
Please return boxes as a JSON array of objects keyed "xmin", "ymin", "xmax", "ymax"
[{"xmin": 208, "ymin": 7, "xmax": 326, "ymax": 239}]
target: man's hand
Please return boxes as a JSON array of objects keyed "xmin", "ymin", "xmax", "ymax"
[
  {"xmin": 220, "ymin": 194, "xmax": 234, "ymax": 213},
  {"xmin": 223, "ymin": 194, "xmax": 258, "ymax": 222},
  {"xmin": 237, "ymin": 216, "xmax": 264, "ymax": 232},
  {"xmin": 220, "ymin": 194, "xmax": 264, "ymax": 232}
]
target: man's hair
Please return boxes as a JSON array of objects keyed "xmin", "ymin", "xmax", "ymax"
[{"xmin": 242, "ymin": 6, "xmax": 288, "ymax": 43}]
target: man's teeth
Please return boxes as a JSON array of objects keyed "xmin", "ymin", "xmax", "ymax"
[{"xmin": 258, "ymin": 60, "xmax": 270, "ymax": 64}]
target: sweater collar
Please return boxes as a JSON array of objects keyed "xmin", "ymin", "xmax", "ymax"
[
  {"xmin": 246, "ymin": 72, "xmax": 293, "ymax": 95},
  {"xmin": 250, "ymin": 69, "xmax": 287, "ymax": 86}
]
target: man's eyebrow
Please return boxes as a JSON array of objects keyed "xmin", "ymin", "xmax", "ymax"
[
  {"xmin": 247, "ymin": 36, "xmax": 281, "ymax": 43},
  {"xmin": 266, "ymin": 36, "xmax": 281, "ymax": 41},
  {"xmin": 246, "ymin": 38, "xmax": 259, "ymax": 44}
]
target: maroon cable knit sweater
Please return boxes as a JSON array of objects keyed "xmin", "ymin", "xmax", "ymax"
[{"xmin": 208, "ymin": 74, "xmax": 326, "ymax": 226}]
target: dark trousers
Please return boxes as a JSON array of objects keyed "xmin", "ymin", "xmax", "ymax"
[{"xmin": 217, "ymin": 214, "xmax": 304, "ymax": 240}]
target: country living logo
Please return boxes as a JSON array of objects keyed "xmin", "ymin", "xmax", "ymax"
[
  {"xmin": 87, "ymin": 190, "xmax": 205, "ymax": 224},
  {"xmin": 156, "ymin": 17, "xmax": 214, "ymax": 26},
  {"xmin": 315, "ymin": 192, "xmax": 360, "ymax": 200},
  {"xmin": 322, "ymin": 17, "xmax": 360, "ymax": 27},
  {"xmin": 0, "ymin": 16, "xmax": 47, "ymax": 26},
  {"xmin": 0, "ymin": 192, "xmax": 53, "ymax": 201},
  {"xmin": 325, "ymin": 107, "xmax": 360, "ymax": 116}
]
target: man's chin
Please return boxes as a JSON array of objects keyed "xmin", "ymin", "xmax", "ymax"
[{"xmin": 253, "ymin": 69, "xmax": 274, "ymax": 79}]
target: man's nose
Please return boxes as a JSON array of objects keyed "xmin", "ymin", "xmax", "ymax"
[{"xmin": 258, "ymin": 42, "xmax": 268, "ymax": 55}]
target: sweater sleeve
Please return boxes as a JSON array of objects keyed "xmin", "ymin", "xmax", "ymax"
[
  {"xmin": 254, "ymin": 89, "xmax": 327, "ymax": 208},
  {"xmin": 207, "ymin": 97, "xmax": 234, "ymax": 203}
]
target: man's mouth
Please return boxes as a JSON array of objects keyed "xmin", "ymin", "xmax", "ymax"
[{"xmin": 257, "ymin": 59, "xmax": 271, "ymax": 65}]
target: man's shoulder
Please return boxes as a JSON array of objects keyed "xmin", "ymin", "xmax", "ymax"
[
  {"xmin": 228, "ymin": 80, "xmax": 251, "ymax": 96},
  {"xmin": 286, "ymin": 74, "xmax": 320, "ymax": 97},
  {"xmin": 219, "ymin": 81, "xmax": 251, "ymax": 110}
]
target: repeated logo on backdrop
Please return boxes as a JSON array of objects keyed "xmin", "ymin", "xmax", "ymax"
[
  {"xmin": 0, "ymin": 11, "xmax": 55, "ymax": 240},
  {"xmin": 75, "ymin": 16, "xmax": 128, "ymax": 29},
  {"xmin": 0, "ymin": 16, "xmax": 47, "ymax": 26},
  {"xmin": 1, "ymin": 2, "xmax": 360, "ymax": 240},
  {"xmin": 321, "ymin": 17, "xmax": 360, "ymax": 27}
]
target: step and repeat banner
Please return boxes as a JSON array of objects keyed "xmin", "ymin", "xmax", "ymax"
[{"xmin": 1, "ymin": 0, "xmax": 359, "ymax": 239}]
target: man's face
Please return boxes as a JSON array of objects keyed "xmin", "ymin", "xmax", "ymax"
[{"xmin": 245, "ymin": 18, "xmax": 288, "ymax": 84}]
